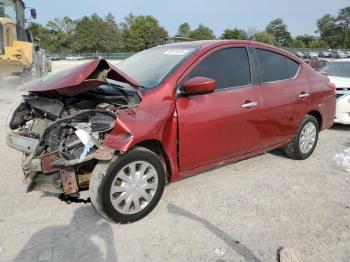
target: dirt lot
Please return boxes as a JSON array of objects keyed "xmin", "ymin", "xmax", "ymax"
[{"xmin": 0, "ymin": 61, "xmax": 349, "ymax": 262}]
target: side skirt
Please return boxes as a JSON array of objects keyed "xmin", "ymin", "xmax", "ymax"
[{"xmin": 177, "ymin": 141, "xmax": 289, "ymax": 180}]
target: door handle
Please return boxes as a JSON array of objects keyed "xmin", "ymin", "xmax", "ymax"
[
  {"xmin": 299, "ymin": 92, "xmax": 310, "ymax": 98},
  {"xmin": 241, "ymin": 101, "xmax": 258, "ymax": 108}
]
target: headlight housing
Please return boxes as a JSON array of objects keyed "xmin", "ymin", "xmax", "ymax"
[{"xmin": 6, "ymin": 98, "xmax": 25, "ymax": 129}]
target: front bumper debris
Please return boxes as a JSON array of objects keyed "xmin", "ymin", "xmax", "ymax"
[{"xmin": 6, "ymin": 132, "xmax": 39, "ymax": 154}]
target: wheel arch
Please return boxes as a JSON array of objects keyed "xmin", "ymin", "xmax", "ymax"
[
  {"xmin": 307, "ymin": 110, "xmax": 323, "ymax": 130},
  {"xmin": 134, "ymin": 139, "xmax": 172, "ymax": 182}
]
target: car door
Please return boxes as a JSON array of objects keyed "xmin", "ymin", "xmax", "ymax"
[
  {"xmin": 254, "ymin": 48, "xmax": 307, "ymax": 147},
  {"xmin": 176, "ymin": 46, "xmax": 265, "ymax": 172}
]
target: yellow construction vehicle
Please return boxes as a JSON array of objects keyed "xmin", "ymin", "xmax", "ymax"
[{"xmin": 0, "ymin": 0, "xmax": 48, "ymax": 82}]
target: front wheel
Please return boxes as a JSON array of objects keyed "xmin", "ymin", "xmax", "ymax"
[
  {"xmin": 283, "ymin": 115, "xmax": 319, "ymax": 160},
  {"xmin": 89, "ymin": 147, "xmax": 166, "ymax": 223}
]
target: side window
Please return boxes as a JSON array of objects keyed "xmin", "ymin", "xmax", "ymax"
[
  {"xmin": 256, "ymin": 49, "xmax": 299, "ymax": 82},
  {"xmin": 285, "ymin": 57, "xmax": 300, "ymax": 77},
  {"xmin": 186, "ymin": 47, "xmax": 251, "ymax": 90}
]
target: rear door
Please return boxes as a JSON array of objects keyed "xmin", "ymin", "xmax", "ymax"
[
  {"xmin": 176, "ymin": 46, "xmax": 265, "ymax": 172},
  {"xmin": 254, "ymin": 48, "xmax": 309, "ymax": 147}
]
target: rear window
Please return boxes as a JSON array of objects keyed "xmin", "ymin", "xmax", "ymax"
[
  {"xmin": 186, "ymin": 47, "xmax": 251, "ymax": 90},
  {"xmin": 256, "ymin": 49, "xmax": 299, "ymax": 83}
]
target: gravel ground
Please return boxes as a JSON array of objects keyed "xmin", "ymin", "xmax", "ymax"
[{"xmin": 0, "ymin": 61, "xmax": 349, "ymax": 262}]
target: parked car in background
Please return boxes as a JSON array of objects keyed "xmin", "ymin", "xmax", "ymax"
[
  {"xmin": 321, "ymin": 62, "xmax": 350, "ymax": 124},
  {"xmin": 51, "ymin": 55, "xmax": 61, "ymax": 61},
  {"xmin": 304, "ymin": 51, "xmax": 318, "ymax": 59},
  {"xmin": 318, "ymin": 51, "xmax": 331, "ymax": 58},
  {"xmin": 331, "ymin": 51, "xmax": 347, "ymax": 59},
  {"xmin": 65, "ymin": 55, "xmax": 84, "ymax": 61},
  {"xmin": 305, "ymin": 59, "xmax": 328, "ymax": 72},
  {"xmin": 6, "ymin": 40, "xmax": 336, "ymax": 223},
  {"xmin": 293, "ymin": 51, "xmax": 304, "ymax": 58},
  {"xmin": 346, "ymin": 51, "xmax": 350, "ymax": 58}
]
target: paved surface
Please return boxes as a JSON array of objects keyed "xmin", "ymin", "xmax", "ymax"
[{"xmin": 0, "ymin": 61, "xmax": 349, "ymax": 261}]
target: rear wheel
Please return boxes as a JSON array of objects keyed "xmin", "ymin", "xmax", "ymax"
[
  {"xmin": 89, "ymin": 147, "xmax": 166, "ymax": 223},
  {"xmin": 283, "ymin": 115, "xmax": 319, "ymax": 160}
]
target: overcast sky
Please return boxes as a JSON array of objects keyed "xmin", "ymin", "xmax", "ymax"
[{"xmin": 26, "ymin": 0, "xmax": 349, "ymax": 37}]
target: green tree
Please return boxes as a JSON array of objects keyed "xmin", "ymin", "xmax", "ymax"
[
  {"xmin": 295, "ymin": 34, "xmax": 316, "ymax": 47},
  {"xmin": 293, "ymin": 34, "xmax": 329, "ymax": 49},
  {"xmin": 338, "ymin": 7, "xmax": 350, "ymax": 28},
  {"xmin": 120, "ymin": 14, "xmax": 168, "ymax": 52},
  {"xmin": 316, "ymin": 7, "xmax": 350, "ymax": 49},
  {"xmin": 189, "ymin": 24, "xmax": 215, "ymax": 40},
  {"xmin": 30, "ymin": 16, "xmax": 76, "ymax": 52},
  {"xmin": 317, "ymin": 14, "xmax": 340, "ymax": 48},
  {"xmin": 177, "ymin": 22, "xmax": 191, "ymax": 37},
  {"xmin": 104, "ymin": 13, "xmax": 121, "ymax": 52},
  {"xmin": 73, "ymin": 14, "xmax": 110, "ymax": 52},
  {"xmin": 252, "ymin": 31, "xmax": 275, "ymax": 45},
  {"xmin": 47, "ymin": 16, "xmax": 75, "ymax": 34},
  {"xmin": 266, "ymin": 18, "xmax": 292, "ymax": 46},
  {"xmin": 220, "ymin": 28, "xmax": 247, "ymax": 40},
  {"xmin": 337, "ymin": 7, "xmax": 350, "ymax": 48},
  {"xmin": 290, "ymin": 39, "xmax": 305, "ymax": 48},
  {"xmin": 28, "ymin": 23, "xmax": 52, "ymax": 50}
]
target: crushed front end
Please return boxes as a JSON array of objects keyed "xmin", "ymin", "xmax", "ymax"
[{"xmin": 6, "ymin": 59, "xmax": 141, "ymax": 198}]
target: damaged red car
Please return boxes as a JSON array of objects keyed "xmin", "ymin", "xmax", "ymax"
[{"xmin": 6, "ymin": 40, "xmax": 336, "ymax": 223}]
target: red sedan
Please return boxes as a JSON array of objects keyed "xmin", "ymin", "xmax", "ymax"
[{"xmin": 6, "ymin": 40, "xmax": 336, "ymax": 223}]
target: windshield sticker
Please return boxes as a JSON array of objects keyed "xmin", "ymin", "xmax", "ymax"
[{"xmin": 163, "ymin": 49, "xmax": 190, "ymax": 56}]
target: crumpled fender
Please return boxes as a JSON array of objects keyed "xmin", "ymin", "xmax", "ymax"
[{"xmin": 103, "ymin": 99, "xmax": 181, "ymax": 181}]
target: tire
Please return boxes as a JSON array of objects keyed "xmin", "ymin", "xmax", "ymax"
[
  {"xmin": 89, "ymin": 147, "xmax": 166, "ymax": 223},
  {"xmin": 283, "ymin": 115, "xmax": 319, "ymax": 160}
]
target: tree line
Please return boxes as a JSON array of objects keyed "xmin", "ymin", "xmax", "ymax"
[{"xmin": 30, "ymin": 6, "xmax": 350, "ymax": 53}]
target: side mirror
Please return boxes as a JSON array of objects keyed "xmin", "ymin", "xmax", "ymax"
[
  {"xmin": 30, "ymin": 8, "xmax": 37, "ymax": 19},
  {"xmin": 182, "ymin": 77, "xmax": 216, "ymax": 95}
]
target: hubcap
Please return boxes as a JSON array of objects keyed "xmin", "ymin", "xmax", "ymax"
[
  {"xmin": 110, "ymin": 161, "xmax": 158, "ymax": 215},
  {"xmin": 299, "ymin": 122, "xmax": 317, "ymax": 154}
]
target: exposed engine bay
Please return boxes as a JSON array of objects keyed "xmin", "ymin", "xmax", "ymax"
[{"xmin": 6, "ymin": 81, "xmax": 140, "ymax": 197}]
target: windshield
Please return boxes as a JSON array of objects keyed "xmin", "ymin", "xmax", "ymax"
[
  {"xmin": 116, "ymin": 46, "xmax": 197, "ymax": 89},
  {"xmin": 0, "ymin": 0, "xmax": 25, "ymax": 26},
  {"xmin": 321, "ymin": 62, "xmax": 350, "ymax": 78},
  {"xmin": 0, "ymin": 0, "xmax": 16, "ymax": 21}
]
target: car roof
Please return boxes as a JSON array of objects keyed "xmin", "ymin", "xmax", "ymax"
[{"xmin": 157, "ymin": 40, "xmax": 302, "ymax": 63}]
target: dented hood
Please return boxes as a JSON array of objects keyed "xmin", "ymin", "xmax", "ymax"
[{"xmin": 19, "ymin": 59, "xmax": 141, "ymax": 96}]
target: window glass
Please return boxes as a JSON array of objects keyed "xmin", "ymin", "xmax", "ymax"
[
  {"xmin": 285, "ymin": 56, "xmax": 299, "ymax": 77},
  {"xmin": 116, "ymin": 46, "xmax": 197, "ymax": 89},
  {"xmin": 186, "ymin": 47, "xmax": 251, "ymax": 89},
  {"xmin": 256, "ymin": 49, "xmax": 299, "ymax": 82},
  {"xmin": 0, "ymin": 0, "xmax": 16, "ymax": 22},
  {"xmin": 16, "ymin": 1, "xmax": 25, "ymax": 26}
]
